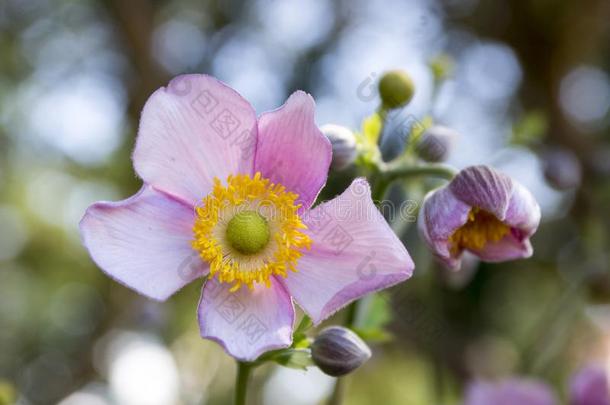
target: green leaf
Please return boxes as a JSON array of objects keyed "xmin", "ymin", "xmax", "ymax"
[
  {"xmin": 270, "ymin": 348, "xmax": 313, "ymax": 370},
  {"xmin": 363, "ymin": 112, "xmax": 383, "ymax": 144},
  {"xmin": 353, "ymin": 293, "xmax": 394, "ymax": 343},
  {"xmin": 292, "ymin": 315, "xmax": 313, "ymax": 348},
  {"xmin": 353, "ymin": 327, "xmax": 394, "ymax": 343},
  {"xmin": 360, "ymin": 293, "xmax": 393, "ymax": 330},
  {"xmin": 354, "ymin": 113, "xmax": 384, "ymax": 168},
  {"xmin": 293, "ymin": 337, "xmax": 312, "ymax": 349},
  {"xmin": 294, "ymin": 315, "xmax": 313, "ymax": 336}
]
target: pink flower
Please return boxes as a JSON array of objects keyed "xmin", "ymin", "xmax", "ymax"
[
  {"xmin": 80, "ymin": 74, "xmax": 414, "ymax": 360},
  {"xmin": 464, "ymin": 378, "xmax": 557, "ymax": 405},
  {"xmin": 570, "ymin": 364, "xmax": 610, "ymax": 405},
  {"xmin": 418, "ymin": 165, "xmax": 541, "ymax": 270}
]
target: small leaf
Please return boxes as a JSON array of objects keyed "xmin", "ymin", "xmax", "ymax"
[
  {"xmin": 292, "ymin": 315, "xmax": 313, "ymax": 348},
  {"xmin": 363, "ymin": 113, "xmax": 383, "ymax": 144},
  {"xmin": 293, "ymin": 337, "xmax": 312, "ymax": 349},
  {"xmin": 271, "ymin": 349, "xmax": 313, "ymax": 370},
  {"xmin": 360, "ymin": 293, "xmax": 393, "ymax": 330},
  {"xmin": 353, "ymin": 327, "xmax": 394, "ymax": 343},
  {"xmin": 294, "ymin": 315, "xmax": 313, "ymax": 336},
  {"xmin": 353, "ymin": 293, "xmax": 394, "ymax": 343}
]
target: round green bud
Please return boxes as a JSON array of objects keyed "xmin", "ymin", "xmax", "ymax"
[
  {"xmin": 311, "ymin": 326, "xmax": 371, "ymax": 377},
  {"xmin": 429, "ymin": 54, "xmax": 454, "ymax": 83},
  {"xmin": 226, "ymin": 210, "xmax": 270, "ymax": 255},
  {"xmin": 378, "ymin": 70, "xmax": 415, "ymax": 109}
]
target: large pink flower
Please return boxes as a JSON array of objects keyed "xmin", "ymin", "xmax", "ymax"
[
  {"xmin": 80, "ymin": 74, "xmax": 414, "ymax": 360},
  {"xmin": 418, "ymin": 165, "xmax": 541, "ymax": 271}
]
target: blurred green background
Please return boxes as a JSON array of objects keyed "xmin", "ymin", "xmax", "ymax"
[{"xmin": 0, "ymin": 0, "xmax": 609, "ymax": 404}]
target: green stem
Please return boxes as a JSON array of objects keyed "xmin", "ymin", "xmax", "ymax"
[
  {"xmin": 370, "ymin": 172, "xmax": 391, "ymax": 205},
  {"xmin": 383, "ymin": 163, "xmax": 457, "ymax": 182},
  {"xmin": 521, "ymin": 276, "xmax": 584, "ymax": 374},
  {"xmin": 343, "ymin": 300, "xmax": 359, "ymax": 328},
  {"xmin": 327, "ymin": 378, "xmax": 346, "ymax": 405},
  {"xmin": 376, "ymin": 107, "xmax": 388, "ymax": 145},
  {"xmin": 234, "ymin": 361, "xmax": 252, "ymax": 405}
]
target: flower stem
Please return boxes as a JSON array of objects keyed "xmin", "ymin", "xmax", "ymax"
[
  {"xmin": 343, "ymin": 300, "xmax": 360, "ymax": 328},
  {"xmin": 383, "ymin": 163, "xmax": 457, "ymax": 182},
  {"xmin": 327, "ymin": 377, "xmax": 346, "ymax": 405},
  {"xmin": 234, "ymin": 361, "xmax": 252, "ymax": 405}
]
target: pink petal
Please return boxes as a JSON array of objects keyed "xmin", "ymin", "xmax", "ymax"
[
  {"xmin": 449, "ymin": 165, "xmax": 514, "ymax": 220},
  {"xmin": 134, "ymin": 74, "xmax": 258, "ymax": 206},
  {"xmin": 198, "ymin": 277, "xmax": 294, "ymax": 361},
  {"xmin": 461, "ymin": 182, "xmax": 540, "ymax": 264},
  {"xmin": 418, "ymin": 186, "xmax": 471, "ymax": 270},
  {"xmin": 465, "ymin": 379, "xmax": 556, "ymax": 405},
  {"xmin": 570, "ymin": 364, "xmax": 610, "ymax": 405},
  {"xmin": 474, "ymin": 231, "xmax": 533, "ymax": 261},
  {"xmin": 282, "ymin": 179, "xmax": 414, "ymax": 324},
  {"xmin": 505, "ymin": 182, "xmax": 541, "ymax": 236},
  {"xmin": 254, "ymin": 91, "xmax": 332, "ymax": 211},
  {"xmin": 80, "ymin": 186, "xmax": 208, "ymax": 301}
]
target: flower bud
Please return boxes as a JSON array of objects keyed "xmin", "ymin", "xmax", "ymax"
[
  {"xmin": 429, "ymin": 54, "xmax": 454, "ymax": 83},
  {"xmin": 542, "ymin": 148, "xmax": 582, "ymax": 190},
  {"xmin": 311, "ymin": 326, "xmax": 371, "ymax": 377},
  {"xmin": 419, "ymin": 165, "xmax": 541, "ymax": 271},
  {"xmin": 378, "ymin": 70, "xmax": 415, "ymax": 109},
  {"xmin": 321, "ymin": 124, "xmax": 357, "ymax": 170},
  {"xmin": 416, "ymin": 125, "xmax": 458, "ymax": 162}
]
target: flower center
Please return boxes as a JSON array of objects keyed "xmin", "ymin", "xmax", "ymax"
[
  {"xmin": 226, "ymin": 211, "xmax": 270, "ymax": 255},
  {"xmin": 192, "ymin": 172, "xmax": 311, "ymax": 291},
  {"xmin": 448, "ymin": 207, "xmax": 510, "ymax": 254}
]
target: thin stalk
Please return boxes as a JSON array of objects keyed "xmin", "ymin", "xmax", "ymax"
[
  {"xmin": 384, "ymin": 163, "xmax": 457, "ymax": 182},
  {"xmin": 234, "ymin": 361, "xmax": 252, "ymax": 405},
  {"xmin": 327, "ymin": 378, "xmax": 346, "ymax": 405}
]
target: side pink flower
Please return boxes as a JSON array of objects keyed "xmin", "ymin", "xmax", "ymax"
[
  {"xmin": 80, "ymin": 74, "xmax": 414, "ymax": 360},
  {"xmin": 418, "ymin": 165, "xmax": 541, "ymax": 270}
]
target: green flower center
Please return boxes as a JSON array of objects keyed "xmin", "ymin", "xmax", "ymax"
[{"xmin": 226, "ymin": 210, "xmax": 270, "ymax": 255}]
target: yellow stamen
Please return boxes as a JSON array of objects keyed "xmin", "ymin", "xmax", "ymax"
[
  {"xmin": 448, "ymin": 207, "xmax": 510, "ymax": 255},
  {"xmin": 192, "ymin": 172, "xmax": 311, "ymax": 291}
]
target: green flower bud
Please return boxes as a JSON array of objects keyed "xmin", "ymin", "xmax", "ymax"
[
  {"xmin": 429, "ymin": 54, "xmax": 454, "ymax": 83},
  {"xmin": 321, "ymin": 124, "xmax": 357, "ymax": 170},
  {"xmin": 311, "ymin": 326, "xmax": 371, "ymax": 377},
  {"xmin": 378, "ymin": 70, "xmax": 415, "ymax": 109},
  {"xmin": 416, "ymin": 125, "xmax": 458, "ymax": 162}
]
